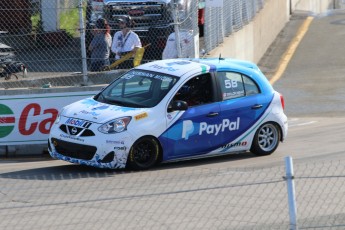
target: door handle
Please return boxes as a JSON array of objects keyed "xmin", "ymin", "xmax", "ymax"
[
  {"xmin": 207, "ymin": 112, "xmax": 219, "ymax": 117},
  {"xmin": 251, "ymin": 104, "xmax": 263, "ymax": 109}
]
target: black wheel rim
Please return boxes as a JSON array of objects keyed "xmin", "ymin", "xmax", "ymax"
[{"xmin": 133, "ymin": 140, "xmax": 156, "ymax": 167}]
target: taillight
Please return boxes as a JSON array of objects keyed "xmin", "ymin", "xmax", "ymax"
[{"xmin": 280, "ymin": 94, "xmax": 285, "ymax": 110}]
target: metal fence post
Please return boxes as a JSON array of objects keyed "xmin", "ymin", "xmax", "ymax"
[
  {"xmin": 78, "ymin": 0, "xmax": 88, "ymax": 85},
  {"xmin": 285, "ymin": 156, "xmax": 298, "ymax": 230},
  {"xmin": 173, "ymin": 1, "xmax": 182, "ymax": 58}
]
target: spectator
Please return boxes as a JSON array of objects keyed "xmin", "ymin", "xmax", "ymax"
[
  {"xmin": 162, "ymin": 30, "xmax": 194, "ymax": 59},
  {"xmin": 111, "ymin": 16, "xmax": 142, "ymax": 69},
  {"xmin": 88, "ymin": 18, "xmax": 112, "ymax": 72}
]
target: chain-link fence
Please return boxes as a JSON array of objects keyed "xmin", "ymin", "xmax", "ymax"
[
  {"xmin": 0, "ymin": 158, "xmax": 344, "ymax": 229},
  {"xmin": 0, "ymin": 0, "xmax": 268, "ymax": 89},
  {"xmin": 0, "ymin": 0, "xmax": 200, "ymax": 88},
  {"xmin": 203, "ymin": 0, "xmax": 265, "ymax": 54}
]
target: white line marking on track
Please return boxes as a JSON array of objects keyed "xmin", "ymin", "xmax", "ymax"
[{"xmin": 289, "ymin": 121, "xmax": 317, "ymax": 127}]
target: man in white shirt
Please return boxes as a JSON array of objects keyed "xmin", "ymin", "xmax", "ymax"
[
  {"xmin": 162, "ymin": 30, "xmax": 194, "ymax": 59},
  {"xmin": 111, "ymin": 15, "xmax": 142, "ymax": 69}
]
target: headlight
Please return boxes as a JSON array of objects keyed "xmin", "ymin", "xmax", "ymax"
[
  {"xmin": 54, "ymin": 108, "xmax": 65, "ymax": 124},
  {"xmin": 98, "ymin": 117, "xmax": 132, "ymax": 134},
  {"xmin": 54, "ymin": 114, "xmax": 61, "ymax": 124}
]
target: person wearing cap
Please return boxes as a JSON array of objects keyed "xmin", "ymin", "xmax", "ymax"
[
  {"xmin": 88, "ymin": 18, "xmax": 112, "ymax": 72},
  {"xmin": 111, "ymin": 15, "xmax": 142, "ymax": 69}
]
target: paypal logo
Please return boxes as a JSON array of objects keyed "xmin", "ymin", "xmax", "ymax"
[
  {"xmin": 166, "ymin": 61, "xmax": 190, "ymax": 66},
  {"xmin": 150, "ymin": 64, "xmax": 177, "ymax": 71},
  {"xmin": 182, "ymin": 118, "xmax": 241, "ymax": 140},
  {"xmin": 182, "ymin": 120, "xmax": 194, "ymax": 140},
  {"xmin": 200, "ymin": 118, "xmax": 240, "ymax": 136}
]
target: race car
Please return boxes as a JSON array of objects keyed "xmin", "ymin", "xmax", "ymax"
[{"xmin": 48, "ymin": 58, "xmax": 288, "ymax": 170}]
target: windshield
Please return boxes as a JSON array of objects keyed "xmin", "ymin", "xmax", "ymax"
[{"xmin": 95, "ymin": 69, "xmax": 179, "ymax": 108}]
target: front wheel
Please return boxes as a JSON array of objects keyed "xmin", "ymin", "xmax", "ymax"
[
  {"xmin": 127, "ymin": 137, "xmax": 160, "ymax": 170},
  {"xmin": 251, "ymin": 122, "xmax": 281, "ymax": 156}
]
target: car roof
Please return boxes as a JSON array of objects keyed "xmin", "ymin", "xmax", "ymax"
[{"xmin": 136, "ymin": 58, "xmax": 263, "ymax": 79}]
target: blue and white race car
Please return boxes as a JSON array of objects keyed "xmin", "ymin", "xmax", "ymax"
[{"xmin": 48, "ymin": 58, "xmax": 288, "ymax": 170}]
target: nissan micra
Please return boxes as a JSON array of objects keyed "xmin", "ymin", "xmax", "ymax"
[{"xmin": 48, "ymin": 58, "xmax": 288, "ymax": 170}]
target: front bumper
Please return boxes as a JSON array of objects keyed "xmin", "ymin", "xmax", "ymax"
[{"xmin": 48, "ymin": 128, "xmax": 133, "ymax": 169}]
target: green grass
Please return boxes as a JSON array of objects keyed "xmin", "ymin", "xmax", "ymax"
[
  {"xmin": 31, "ymin": 13, "xmax": 40, "ymax": 32},
  {"xmin": 60, "ymin": 7, "xmax": 80, "ymax": 37}
]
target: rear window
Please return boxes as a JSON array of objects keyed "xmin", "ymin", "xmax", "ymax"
[{"xmin": 217, "ymin": 72, "xmax": 259, "ymax": 100}]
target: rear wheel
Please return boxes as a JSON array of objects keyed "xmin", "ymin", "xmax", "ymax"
[
  {"xmin": 251, "ymin": 122, "xmax": 281, "ymax": 156},
  {"xmin": 127, "ymin": 137, "xmax": 160, "ymax": 170}
]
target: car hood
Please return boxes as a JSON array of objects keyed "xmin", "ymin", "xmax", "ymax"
[{"xmin": 62, "ymin": 97, "xmax": 148, "ymax": 124}]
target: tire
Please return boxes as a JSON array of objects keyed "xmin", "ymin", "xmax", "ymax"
[
  {"xmin": 127, "ymin": 136, "xmax": 160, "ymax": 170},
  {"xmin": 250, "ymin": 122, "xmax": 281, "ymax": 156}
]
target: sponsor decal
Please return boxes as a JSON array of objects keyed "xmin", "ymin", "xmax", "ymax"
[
  {"xmin": 114, "ymin": 146, "xmax": 126, "ymax": 151},
  {"xmin": 149, "ymin": 64, "xmax": 177, "ymax": 72},
  {"xmin": 129, "ymin": 71, "xmax": 171, "ymax": 81},
  {"xmin": 182, "ymin": 120, "xmax": 194, "ymax": 140},
  {"xmin": 223, "ymin": 91, "xmax": 244, "ymax": 99},
  {"xmin": 60, "ymin": 134, "xmax": 84, "ymax": 142},
  {"xmin": 166, "ymin": 61, "xmax": 190, "ymax": 66},
  {"xmin": 80, "ymin": 98, "xmax": 99, "ymax": 107},
  {"xmin": 182, "ymin": 118, "xmax": 240, "ymax": 140},
  {"xmin": 222, "ymin": 141, "xmax": 247, "ymax": 149},
  {"xmin": 106, "ymin": 140, "xmax": 124, "ymax": 145},
  {"xmin": 200, "ymin": 118, "xmax": 240, "ymax": 135},
  {"xmin": 80, "ymin": 110, "xmax": 100, "ymax": 116},
  {"xmin": 92, "ymin": 105, "xmax": 109, "ymax": 111},
  {"xmin": 134, "ymin": 112, "xmax": 148, "ymax": 121},
  {"xmin": 65, "ymin": 118, "xmax": 90, "ymax": 127}
]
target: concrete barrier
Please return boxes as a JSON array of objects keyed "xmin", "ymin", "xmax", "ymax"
[{"xmin": 208, "ymin": 0, "xmax": 290, "ymax": 63}]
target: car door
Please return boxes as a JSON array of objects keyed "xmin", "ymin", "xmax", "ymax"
[
  {"xmin": 217, "ymin": 71, "xmax": 269, "ymax": 150},
  {"xmin": 161, "ymin": 73, "xmax": 223, "ymax": 160}
]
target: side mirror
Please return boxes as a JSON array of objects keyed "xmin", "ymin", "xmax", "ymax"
[{"xmin": 168, "ymin": 100, "xmax": 188, "ymax": 112}]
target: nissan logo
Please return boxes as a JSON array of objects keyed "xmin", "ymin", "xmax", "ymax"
[{"xmin": 71, "ymin": 127, "xmax": 78, "ymax": 135}]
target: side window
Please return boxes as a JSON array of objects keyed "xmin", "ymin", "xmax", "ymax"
[
  {"xmin": 243, "ymin": 75, "xmax": 260, "ymax": 96},
  {"xmin": 173, "ymin": 74, "xmax": 213, "ymax": 107},
  {"xmin": 219, "ymin": 72, "xmax": 260, "ymax": 100},
  {"xmin": 220, "ymin": 72, "xmax": 245, "ymax": 100},
  {"xmin": 161, "ymin": 79, "xmax": 171, "ymax": 90}
]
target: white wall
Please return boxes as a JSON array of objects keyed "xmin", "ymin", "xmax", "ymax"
[
  {"xmin": 291, "ymin": 0, "xmax": 334, "ymax": 13},
  {"xmin": 207, "ymin": 0, "xmax": 289, "ymax": 63},
  {"xmin": 207, "ymin": 0, "xmax": 334, "ymax": 63}
]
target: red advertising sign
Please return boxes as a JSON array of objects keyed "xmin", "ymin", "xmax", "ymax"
[{"xmin": 0, "ymin": 91, "xmax": 98, "ymax": 145}]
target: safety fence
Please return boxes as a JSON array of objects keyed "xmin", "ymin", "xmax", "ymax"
[
  {"xmin": 0, "ymin": 157, "xmax": 344, "ymax": 229},
  {"xmin": 203, "ymin": 0, "xmax": 265, "ymax": 54},
  {"xmin": 0, "ymin": 0, "xmax": 267, "ymax": 89}
]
